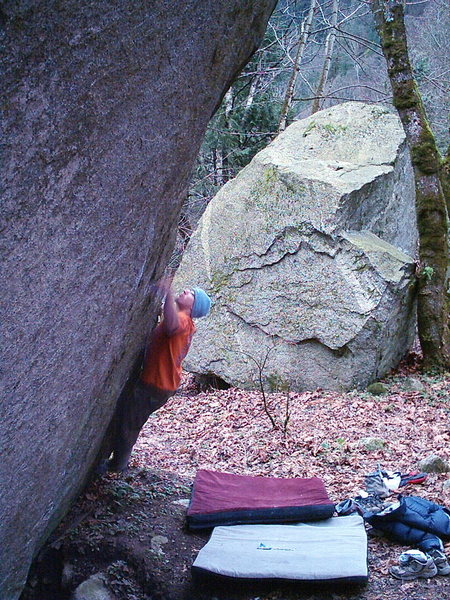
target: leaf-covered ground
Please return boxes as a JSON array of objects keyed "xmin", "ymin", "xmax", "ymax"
[
  {"xmin": 132, "ymin": 354, "xmax": 450, "ymax": 599},
  {"xmin": 23, "ymin": 355, "xmax": 450, "ymax": 600},
  {"xmin": 136, "ymin": 359, "xmax": 449, "ymax": 507}
]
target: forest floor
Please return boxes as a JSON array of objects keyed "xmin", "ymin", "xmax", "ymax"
[{"xmin": 22, "ymin": 352, "xmax": 450, "ymax": 600}]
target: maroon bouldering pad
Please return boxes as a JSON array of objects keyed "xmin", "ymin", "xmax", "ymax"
[{"xmin": 187, "ymin": 469, "xmax": 335, "ymax": 529}]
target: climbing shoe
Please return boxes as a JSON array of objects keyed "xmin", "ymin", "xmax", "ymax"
[
  {"xmin": 389, "ymin": 550, "xmax": 437, "ymax": 580},
  {"xmin": 428, "ymin": 548, "xmax": 450, "ymax": 576},
  {"xmin": 399, "ymin": 472, "xmax": 428, "ymax": 487}
]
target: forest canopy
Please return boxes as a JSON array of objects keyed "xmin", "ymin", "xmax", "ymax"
[{"xmin": 174, "ymin": 0, "xmax": 448, "ymax": 250}]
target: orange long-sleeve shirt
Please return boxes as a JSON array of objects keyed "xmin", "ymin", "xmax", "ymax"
[{"xmin": 140, "ymin": 312, "xmax": 195, "ymax": 392}]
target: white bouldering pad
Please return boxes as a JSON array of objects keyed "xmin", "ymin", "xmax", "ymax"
[{"xmin": 193, "ymin": 515, "xmax": 368, "ymax": 583}]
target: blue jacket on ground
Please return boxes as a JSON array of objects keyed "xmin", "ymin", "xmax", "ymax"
[{"xmin": 366, "ymin": 495, "xmax": 450, "ymax": 552}]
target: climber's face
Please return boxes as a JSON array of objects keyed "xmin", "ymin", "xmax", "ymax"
[{"xmin": 176, "ymin": 289, "xmax": 195, "ymax": 313}]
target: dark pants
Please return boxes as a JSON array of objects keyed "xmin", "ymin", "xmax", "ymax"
[{"xmin": 109, "ymin": 380, "xmax": 173, "ymax": 471}]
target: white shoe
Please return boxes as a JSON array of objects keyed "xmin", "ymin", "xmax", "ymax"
[
  {"xmin": 390, "ymin": 550, "xmax": 438, "ymax": 580},
  {"xmin": 428, "ymin": 548, "xmax": 450, "ymax": 576}
]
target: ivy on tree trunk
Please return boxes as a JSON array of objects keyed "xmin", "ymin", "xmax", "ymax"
[
  {"xmin": 442, "ymin": 145, "xmax": 450, "ymax": 218},
  {"xmin": 372, "ymin": 0, "xmax": 449, "ymax": 371}
]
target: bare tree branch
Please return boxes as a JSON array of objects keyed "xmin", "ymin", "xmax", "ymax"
[
  {"xmin": 294, "ymin": 94, "xmax": 390, "ymax": 103},
  {"xmin": 278, "ymin": 0, "xmax": 317, "ymax": 132},
  {"xmin": 311, "ymin": 0, "xmax": 339, "ymax": 114}
]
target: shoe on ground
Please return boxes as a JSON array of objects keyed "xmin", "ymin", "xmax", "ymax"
[
  {"xmin": 389, "ymin": 550, "xmax": 437, "ymax": 580},
  {"xmin": 428, "ymin": 548, "xmax": 450, "ymax": 576},
  {"xmin": 95, "ymin": 458, "xmax": 129, "ymax": 475},
  {"xmin": 399, "ymin": 471, "xmax": 428, "ymax": 487}
]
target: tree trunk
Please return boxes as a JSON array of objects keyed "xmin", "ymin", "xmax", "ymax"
[
  {"xmin": 372, "ymin": 0, "xmax": 449, "ymax": 371},
  {"xmin": 222, "ymin": 88, "xmax": 233, "ymax": 183},
  {"xmin": 441, "ymin": 145, "xmax": 450, "ymax": 217},
  {"xmin": 277, "ymin": 0, "xmax": 317, "ymax": 132},
  {"xmin": 311, "ymin": 0, "xmax": 338, "ymax": 114},
  {"xmin": 245, "ymin": 76, "xmax": 259, "ymax": 112},
  {"xmin": 224, "ymin": 88, "xmax": 234, "ymax": 120},
  {"xmin": 245, "ymin": 55, "xmax": 262, "ymax": 114}
]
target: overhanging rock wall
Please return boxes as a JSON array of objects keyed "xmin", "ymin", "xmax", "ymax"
[
  {"xmin": 0, "ymin": 1, "xmax": 277, "ymax": 598},
  {"xmin": 175, "ymin": 102, "xmax": 418, "ymax": 392}
]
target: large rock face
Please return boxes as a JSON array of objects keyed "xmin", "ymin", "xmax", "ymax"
[
  {"xmin": 175, "ymin": 102, "xmax": 418, "ymax": 392},
  {"xmin": 0, "ymin": 2, "xmax": 276, "ymax": 598}
]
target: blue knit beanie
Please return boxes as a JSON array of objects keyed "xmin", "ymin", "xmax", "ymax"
[{"xmin": 191, "ymin": 288, "xmax": 212, "ymax": 318}]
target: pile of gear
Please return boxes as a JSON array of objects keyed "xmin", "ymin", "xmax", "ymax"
[
  {"xmin": 335, "ymin": 465, "xmax": 450, "ymax": 580},
  {"xmin": 186, "ymin": 467, "xmax": 449, "ymax": 584}
]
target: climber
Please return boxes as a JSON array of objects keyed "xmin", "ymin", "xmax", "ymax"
[{"xmin": 106, "ymin": 278, "xmax": 211, "ymax": 472}]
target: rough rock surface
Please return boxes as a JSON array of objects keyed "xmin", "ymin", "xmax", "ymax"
[
  {"xmin": 72, "ymin": 573, "xmax": 114, "ymax": 600},
  {"xmin": 417, "ymin": 455, "xmax": 450, "ymax": 474},
  {"xmin": 175, "ymin": 102, "xmax": 418, "ymax": 392},
  {"xmin": 0, "ymin": 2, "xmax": 276, "ymax": 598}
]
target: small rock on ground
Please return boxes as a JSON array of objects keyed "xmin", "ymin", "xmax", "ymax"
[
  {"xmin": 402, "ymin": 377, "xmax": 426, "ymax": 393},
  {"xmin": 72, "ymin": 573, "xmax": 114, "ymax": 600},
  {"xmin": 417, "ymin": 454, "xmax": 450, "ymax": 473},
  {"xmin": 367, "ymin": 383, "xmax": 388, "ymax": 395},
  {"xmin": 358, "ymin": 437, "xmax": 386, "ymax": 451}
]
